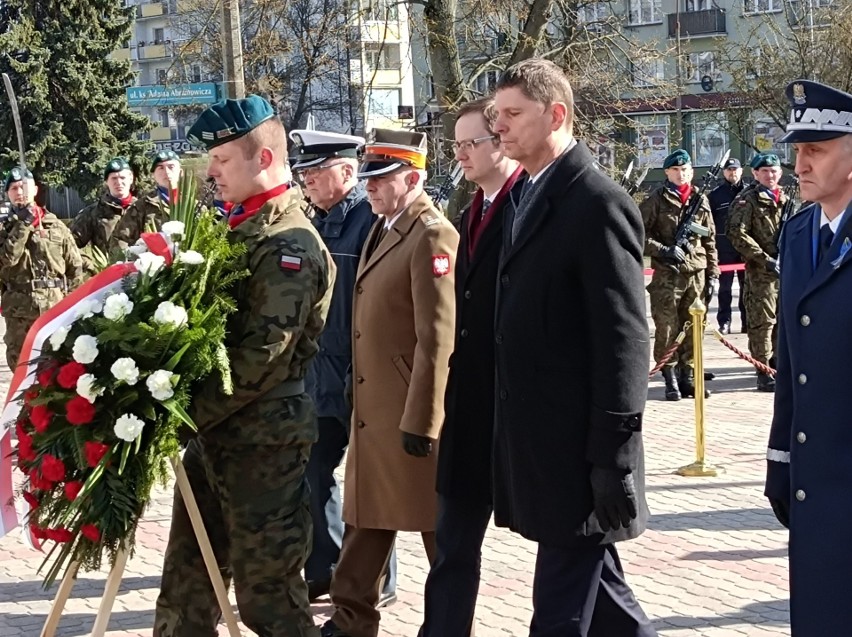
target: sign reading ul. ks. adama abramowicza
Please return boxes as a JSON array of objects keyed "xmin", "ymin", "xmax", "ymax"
[{"xmin": 126, "ymin": 83, "xmax": 220, "ymax": 108}]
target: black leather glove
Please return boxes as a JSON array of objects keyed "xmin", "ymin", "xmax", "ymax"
[
  {"xmin": 401, "ymin": 432, "xmax": 434, "ymax": 457},
  {"xmin": 769, "ymin": 497, "xmax": 790, "ymax": 529},
  {"xmin": 12, "ymin": 204, "xmax": 35, "ymax": 226},
  {"xmin": 344, "ymin": 368, "xmax": 353, "ymax": 412},
  {"xmin": 658, "ymin": 245, "xmax": 687, "ymax": 264},
  {"xmin": 705, "ymin": 276, "xmax": 720, "ymax": 303},
  {"xmin": 590, "ymin": 466, "xmax": 638, "ymax": 532},
  {"xmin": 765, "ymin": 257, "xmax": 779, "ymax": 274}
]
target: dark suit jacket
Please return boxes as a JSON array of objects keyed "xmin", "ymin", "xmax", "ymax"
[{"xmin": 492, "ymin": 141, "xmax": 650, "ymax": 548}]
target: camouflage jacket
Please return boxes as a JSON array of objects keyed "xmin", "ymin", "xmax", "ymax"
[
  {"xmin": 192, "ymin": 184, "xmax": 336, "ymax": 432},
  {"xmin": 0, "ymin": 209, "xmax": 83, "ymax": 317},
  {"xmin": 110, "ymin": 189, "xmax": 169, "ymax": 250},
  {"xmin": 640, "ymin": 184, "xmax": 720, "ymax": 276},
  {"xmin": 70, "ymin": 195, "xmax": 134, "ymax": 255},
  {"xmin": 725, "ymin": 186, "xmax": 786, "ymax": 267}
]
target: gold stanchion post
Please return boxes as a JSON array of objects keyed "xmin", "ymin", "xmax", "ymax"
[{"xmin": 677, "ymin": 297, "xmax": 722, "ymax": 477}]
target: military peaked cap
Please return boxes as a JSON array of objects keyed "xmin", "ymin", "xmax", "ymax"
[
  {"xmin": 663, "ymin": 149, "xmax": 691, "ymax": 169},
  {"xmin": 288, "ymin": 129, "xmax": 366, "ymax": 170},
  {"xmin": 780, "ymin": 79, "xmax": 852, "ymax": 143},
  {"xmin": 358, "ymin": 128, "xmax": 428, "ymax": 178},
  {"xmin": 187, "ymin": 95, "xmax": 276, "ymax": 150}
]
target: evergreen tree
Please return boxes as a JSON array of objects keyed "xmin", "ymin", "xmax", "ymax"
[{"xmin": 0, "ymin": 0, "xmax": 151, "ymax": 200}]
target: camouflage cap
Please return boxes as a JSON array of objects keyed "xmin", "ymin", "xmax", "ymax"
[
  {"xmin": 151, "ymin": 149, "xmax": 181, "ymax": 171},
  {"xmin": 103, "ymin": 157, "xmax": 132, "ymax": 180},
  {"xmin": 4, "ymin": 166, "xmax": 33, "ymax": 191},
  {"xmin": 187, "ymin": 95, "xmax": 275, "ymax": 150}
]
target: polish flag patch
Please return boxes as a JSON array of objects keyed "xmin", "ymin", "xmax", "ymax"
[
  {"xmin": 432, "ymin": 254, "xmax": 450, "ymax": 277},
  {"xmin": 280, "ymin": 255, "xmax": 302, "ymax": 271}
]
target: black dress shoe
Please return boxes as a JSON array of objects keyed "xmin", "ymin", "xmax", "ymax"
[
  {"xmin": 719, "ymin": 322, "xmax": 730, "ymax": 335},
  {"xmin": 321, "ymin": 620, "xmax": 352, "ymax": 637},
  {"xmin": 308, "ymin": 578, "xmax": 332, "ymax": 602},
  {"xmin": 377, "ymin": 591, "xmax": 397, "ymax": 609}
]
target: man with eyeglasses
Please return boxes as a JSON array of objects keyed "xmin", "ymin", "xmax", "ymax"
[
  {"xmin": 288, "ymin": 129, "xmax": 397, "ymax": 609},
  {"xmin": 419, "ymin": 96, "xmax": 522, "ymax": 637}
]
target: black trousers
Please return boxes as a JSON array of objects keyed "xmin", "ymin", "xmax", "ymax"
[
  {"xmin": 530, "ymin": 543, "xmax": 657, "ymax": 637},
  {"xmin": 420, "ymin": 494, "xmax": 493, "ymax": 637},
  {"xmin": 717, "ymin": 267, "xmax": 746, "ymax": 327}
]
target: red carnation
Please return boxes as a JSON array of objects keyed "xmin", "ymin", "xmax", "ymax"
[
  {"xmin": 40, "ymin": 455, "xmax": 66, "ymax": 482},
  {"xmin": 30, "ymin": 405, "xmax": 53, "ymax": 433},
  {"xmin": 80, "ymin": 524, "xmax": 100, "ymax": 542},
  {"xmin": 15, "ymin": 426, "xmax": 35, "ymax": 462},
  {"xmin": 66, "ymin": 395, "xmax": 95, "ymax": 426},
  {"xmin": 46, "ymin": 527, "xmax": 73, "ymax": 543},
  {"xmin": 29, "ymin": 473, "xmax": 53, "ymax": 491},
  {"xmin": 57, "ymin": 362, "xmax": 86, "ymax": 390},
  {"xmin": 84, "ymin": 441, "xmax": 110, "ymax": 468},
  {"xmin": 22, "ymin": 388, "xmax": 39, "ymax": 407},
  {"xmin": 30, "ymin": 526, "xmax": 47, "ymax": 540},
  {"xmin": 37, "ymin": 365, "xmax": 56, "ymax": 387},
  {"xmin": 22, "ymin": 491, "xmax": 39, "ymax": 510},
  {"xmin": 64, "ymin": 481, "xmax": 83, "ymax": 501}
]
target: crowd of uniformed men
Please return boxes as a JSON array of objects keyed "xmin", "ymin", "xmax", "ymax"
[{"xmin": 2, "ymin": 58, "xmax": 849, "ymax": 637}]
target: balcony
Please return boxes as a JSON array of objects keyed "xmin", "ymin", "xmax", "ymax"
[
  {"xmin": 111, "ymin": 47, "xmax": 131, "ymax": 61},
  {"xmin": 668, "ymin": 8, "xmax": 726, "ymax": 38},
  {"xmin": 137, "ymin": 42, "xmax": 171, "ymax": 60},
  {"xmin": 137, "ymin": 2, "xmax": 167, "ymax": 19}
]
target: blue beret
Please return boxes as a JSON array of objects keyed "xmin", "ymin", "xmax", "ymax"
[
  {"xmin": 780, "ymin": 79, "xmax": 852, "ymax": 143},
  {"xmin": 151, "ymin": 149, "xmax": 180, "ymax": 171},
  {"xmin": 663, "ymin": 149, "xmax": 691, "ymax": 169},
  {"xmin": 187, "ymin": 95, "xmax": 275, "ymax": 150},
  {"xmin": 4, "ymin": 167, "xmax": 32, "ymax": 191},
  {"xmin": 104, "ymin": 157, "xmax": 131, "ymax": 180},
  {"xmin": 751, "ymin": 153, "xmax": 781, "ymax": 169}
]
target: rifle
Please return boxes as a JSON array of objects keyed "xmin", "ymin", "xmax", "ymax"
[
  {"xmin": 432, "ymin": 163, "xmax": 464, "ymax": 210},
  {"xmin": 626, "ymin": 166, "xmax": 650, "ymax": 196},
  {"xmin": 775, "ymin": 176, "xmax": 800, "ymax": 249},
  {"xmin": 663, "ymin": 149, "xmax": 730, "ymax": 272}
]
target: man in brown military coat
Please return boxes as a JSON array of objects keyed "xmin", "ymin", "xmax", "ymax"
[{"xmin": 322, "ymin": 130, "xmax": 458, "ymax": 637}]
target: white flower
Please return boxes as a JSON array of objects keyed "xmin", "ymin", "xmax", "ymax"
[
  {"xmin": 128, "ymin": 241, "xmax": 148, "ymax": 256},
  {"xmin": 75, "ymin": 299, "xmax": 103, "ymax": 320},
  {"xmin": 72, "ymin": 335, "xmax": 99, "ymax": 364},
  {"xmin": 153, "ymin": 301, "xmax": 188, "ymax": 328},
  {"xmin": 48, "ymin": 326, "xmax": 71, "ymax": 350},
  {"xmin": 161, "ymin": 221, "xmax": 186, "ymax": 239},
  {"xmin": 114, "ymin": 413, "xmax": 145, "ymax": 442},
  {"xmin": 103, "ymin": 293, "xmax": 134, "ymax": 321},
  {"xmin": 176, "ymin": 250, "xmax": 204, "ymax": 265},
  {"xmin": 135, "ymin": 252, "xmax": 166, "ymax": 276},
  {"xmin": 110, "ymin": 357, "xmax": 140, "ymax": 386},
  {"xmin": 76, "ymin": 373, "xmax": 104, "ymax": 403},
  {"xmin": 146, "ymin": 369, "xmax": 175, "ymax": 401}
]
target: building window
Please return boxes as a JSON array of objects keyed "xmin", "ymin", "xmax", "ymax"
[
  {"xmin": 632, "ymin": 59, "xmax": 665, "ymax": 87},
  {"xmin": 628, "ymin": 0, "xmax": 662, "ymax": 24},
  {"xmin": 473, "ymin": 70, "xmax": 499, "ymax": 95},
  {"xmin": 683, "ymin": 51, "xmax": 718, "ymax": 84},
  {"xmin": 364, "ymin": 0, "xmax": 399, "ymax": 21},
  {"xmin": 634, "ymin": 115, "xmax": 670, "ymax": 168},
  {"xmin": 158, "ymin": 109, "xmax": 170, "ymax": 128},
  {"xmin": 752, "ymin": 116, "xmax": 791, "ymax": 163},
  {"xmin": 364, "ymin": 43, "xmax": 400, "ymax": 71},
  {"xmin": 190, "ymin": 64, "xmax": 202, "ymax": 83},
  {"xmin": 154, "ymin": 27, "xmax": 165, "ymax": 44},
  {"xmin": 687, "ymin": 111, "xmax": 727, "ymax": 167},
  {"xmin": 156, "ymin": 68, "xmax": 168, "ymax": 84},
  {"xmin": 366, "ymin": 88, "xmax": 402, "ymax": 121},
  {"xmin": 684, "ymin": 0, "xmax": 712, "ymax": 10},
  {"xmin": 743, "ymin": 0, "xmax": 782, "ymax": 13},
  {"xmin": 578, "ymin": 2, "xmax": 610, "ymax": 25}
]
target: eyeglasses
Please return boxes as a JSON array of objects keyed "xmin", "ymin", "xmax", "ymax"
[
  {"xmin": 451, "ymin": 135, "xmax": 498, "ymax": 153},
  {"xmin": 295, "ymin": 162, "xmax": 347, "ymax": 180}
]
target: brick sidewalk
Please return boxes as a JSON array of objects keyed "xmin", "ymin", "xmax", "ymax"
[{"xmin": 0, "ymin": 298, "xmax": 791, "ymax": 636}]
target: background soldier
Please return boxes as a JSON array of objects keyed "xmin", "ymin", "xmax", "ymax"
[
  {"xmin": 726, "ymin": 152, "xmax": 784, "ymax": 392},
  {"xmin": 708, "ymin": 157, "xmax": 748, "ymax": 334},
  {"xmin": 288, "ymin": 129, "xmax": 396, "ymax": 607},
  {"xmin": 641, "ymin": 149, "xmax": 720, "ymax": 401},
  {"xmin": 0, "ymin": 168, "xmax": 82, "ymax": 370},
  {"xmin": 110, "ymin": 150, "xmax": 181, "ymax": 250},
  {"xmin": 154, "ymin": 95, "xmax": 335, "ymax": 637},
  {"xmin": 71, "ymin": 157, "xmax": 136, "ymax": 268}
]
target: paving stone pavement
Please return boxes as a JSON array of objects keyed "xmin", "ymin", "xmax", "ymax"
[{"xmin": 0, "ymin": 286, "xmax": 791, "ymax": 636}]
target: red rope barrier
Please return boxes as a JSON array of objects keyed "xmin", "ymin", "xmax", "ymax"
[
  {"xmin": 649, "ymin": 322, "xmax": 690, "ymax": 377},
  {"xmin": 643, "ymin": 263, "xmax": 746, "ymax": 276},
  {"xmin": 711, "ymin": 329, "xmax": 776, "ymax": 377}
]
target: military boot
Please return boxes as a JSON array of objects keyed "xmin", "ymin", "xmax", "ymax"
[
  {"xmin": 661, "ymin": 367, "xmax": 681, "ymax": 401},
  {"xmin": 679, "ymin": 367, "xmax": 710, "ymax": 399},
  {"xmin": 757, "ymin": 372, "xmax": 776, "ymax": 393}
]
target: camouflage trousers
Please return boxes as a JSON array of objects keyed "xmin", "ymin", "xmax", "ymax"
[
  {"xmin": 648, "ymin": 269, "xmax": 704, "ymax": 369},
  {"xmin": 744, "ymin": 267, "xmax": 779, "ymax": 365},
  {"xmin": 3, "ymin": 314, "xmax": 36, "ymax": 371},
  {"xmin": 154, "ymin": 395, "xmax": 320, "ymax": 637}
]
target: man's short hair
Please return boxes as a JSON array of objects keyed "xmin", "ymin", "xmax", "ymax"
[
  {"xmin": 457, "ymin": 96, "xmax": 497, "ymax": 134},
  {"xmin": 496, "ymin": 58, "xmax": 574, "ymax": 130},
  {"xmin": 240, "ymin": 118, "xmax": 288, "ymax": 161}
]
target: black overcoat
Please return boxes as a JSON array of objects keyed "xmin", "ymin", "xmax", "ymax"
[{"xmin": 492, "ymin": 142, "xmax": 651, "ymax": 548}]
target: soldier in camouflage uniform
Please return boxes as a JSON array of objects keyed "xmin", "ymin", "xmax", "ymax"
[
  {"xmin": 641, "ymin": 149, "xmax": 720, "ymax": 401},
  {"xmin": 726, "ymin": 152, "xmax": 785, "ymax": 392},
  {"xmin": 0, "ymin": 168, "xmax": 82, "ymax": 370},
  {"xmin": 154, "ymin": 96, "xmax": 334, "ymax": 637},
  {"xmin": 70, "ymin": 157, "xmax": 136, "ymax": 270},
  {"xmin": 111, "ymin": 150, "xmax": 181, "ymax": 250}
]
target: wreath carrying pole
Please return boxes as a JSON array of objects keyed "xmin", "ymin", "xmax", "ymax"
[{"xmin": 39, "ymin": 562, "xmax": 79, "ymax": 637}]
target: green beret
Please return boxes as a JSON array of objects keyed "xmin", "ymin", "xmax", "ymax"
[
  {"xmin": 151, "ymin": 149, "xmax": 180, "ymax": 171},
  {"xmin": 751, "ymin": 153, "xmax": 781, "ymax": 169},
  {"xmin": 663, "ymin": 149, "xmax": 691, "ymax": 169},
  {"xmin": 103, "ymin": 157, "xmax": 131, "ymax": 180},
  {"xmin": 187, "ymin": 95, "xmax": 275, "ymax": 150},
  {"xmin": 4, "ymin": 167, "xmax": 33, "ymax": 191}
]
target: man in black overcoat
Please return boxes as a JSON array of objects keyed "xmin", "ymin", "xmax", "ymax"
[{"xmin": 490, "ymin": 58, "xmax": 656, "ymax": 637}]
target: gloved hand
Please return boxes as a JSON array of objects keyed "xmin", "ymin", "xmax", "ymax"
[
  {"xmin": 344, "ymin": 368, "xmax": 353, "ymax": 412},
  {"xmin": 765, "ymin": 257, "xmax": 779, "ymax": 274},
  {"xmin": 590, "ymin": 466, "xmax": 638, "ymax": 532},
  {"xmin": 705, "ymin": 276, "xmax": 720, "ymax": 303},
  {"xmin": 401, "ymin": 432, "xmax": 434, "ymax": 457},
  {"xmin": 658, "ymin": 245, "xmax": 687, "ymax": 264},
  {"xmin": 13, "ymin": 204, "xmax": 35, "ymax": 226},
  {"xmin": 769, "ymin": 497, "xmax": 790, "ymax": 529}
]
